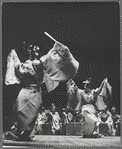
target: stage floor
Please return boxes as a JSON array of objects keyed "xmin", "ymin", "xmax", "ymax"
[{"xmin": 3, "ymin": 135, "xmax": 121, "ymax": 148}]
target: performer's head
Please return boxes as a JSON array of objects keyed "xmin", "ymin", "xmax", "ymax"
[
  {"xmin": 39, "ymin": 105, "xmax": 45, "ymax": 113},
  {"xmin": 48, "ymin": 42, "xmax": 70, "ymax": 61},
  {"xmin": 111, "ymin": 106, "xmax": 116, "ymax": 113},
  {"xmin": 65, "ymin": 108, "xmax": 68, "ymax": 114},
  {"xmin": 66, "ymin": 80, "xmax": 77, "ymax": 93},
  {"xmin": 83, "ymin": 78, "xmax": 92, "ymax": 91},
  {"xmin": 62, "ymin": 108, "xmax": 68, "ymax": 114},
  {"xmin": 42, "ymin": 106, "xmax": 45, "ymax": 112},
  {"xmin": 51, "ymin": 103, "xmax": 56, "ymax": 114}
]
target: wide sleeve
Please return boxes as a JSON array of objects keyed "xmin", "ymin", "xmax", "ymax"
[
  {"xmin": 95, "ymin": 79, "xmax": 112, "ymax": 110},
  {"xmin": 5, "ymin": 49, "xmax": 21, "ymax": 85},
  {"xmin": 40, "ymin": 43, "xmax": 79, "ymax": 92},
  {"xmin": 93, "ymin": 79, "xmax": 105, "ymax": 96},
  {"xmin": 75, "ymin": 89, "xmax": 83, "ymax": 111}
]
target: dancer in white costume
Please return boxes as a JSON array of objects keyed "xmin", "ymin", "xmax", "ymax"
[
  {"xmin": 67, "ymin": 78, "xmax": 112, "ymax": 138},
  {"xmin": 81, "ymin": 78, "xmax": 110, "ymax": 137}
]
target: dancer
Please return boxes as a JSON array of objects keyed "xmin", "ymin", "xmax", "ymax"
[
  {"xmin": 3, "ymin": 33, "xmax": 79, "ymax": 141},
  {"xmin": 4, "ymin": 46, "xmax": 44, "ymax": 141},
  {"xmin": 80, "ymin": 78, "xmax": 112, "ymax": 138},
  {"xmin": 67, "ymin": 78, "xmax": 112, "ymax": 138}
]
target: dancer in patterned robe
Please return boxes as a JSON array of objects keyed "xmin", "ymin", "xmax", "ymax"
[{"xmin": 4, "ymin": 33, "xmax": 79, "ymax": 141}]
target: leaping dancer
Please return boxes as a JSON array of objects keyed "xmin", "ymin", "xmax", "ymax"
[{"xmin": 3, "ymin": 32, "xmax": 79, "ymax": 141}]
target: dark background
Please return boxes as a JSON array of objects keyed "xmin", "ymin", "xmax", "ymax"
[{"xmin": 2, "ymin": 2, "xmax": 120, "ymax": 130}]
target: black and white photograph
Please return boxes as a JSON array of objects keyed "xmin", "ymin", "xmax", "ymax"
[{"xmin": 2, "ymin": 1, "xmax": 121, "ymax": 148}]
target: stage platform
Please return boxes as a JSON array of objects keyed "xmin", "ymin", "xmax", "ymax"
[{"xmin": 3, "ymin": 135, "xmax": 121, "ymax": 148}]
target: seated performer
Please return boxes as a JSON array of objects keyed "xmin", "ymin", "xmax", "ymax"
[
  {"xmin": 3, "ymin": 33, "xmax": 79, "ymax": 141},
  {"xmin": 34, "ymin": 106, "xmax": 47, "ymax": 135},
  {"xmin": 98, "ymin": 109, "xmax": 114, "ymax": 136},
  {"xmin": 62, "ymin": 108, "xmax": 73, "ymax": 124},
  {"xmin": 47, "ymin": 104, "xmax": 61, "ymax": 135},
  {"xmin": 61, "ymin": 107, "xmax": 74, "ymax": 135},
  {"xmin": 111, "ymin": 106, "xmax": 121, "ymax": 136}
]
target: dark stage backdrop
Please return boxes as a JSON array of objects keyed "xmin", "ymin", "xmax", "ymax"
[{"xmin": 2, "ymin": 2, "xmax": 120, "ymax": 129}]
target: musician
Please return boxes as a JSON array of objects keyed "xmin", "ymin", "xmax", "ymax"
[
  {"xmin": 62, "ymin": 108, "xmax": 70, "ymax": 124},
  {"xmin": 98, "ymin": 109, "xmax": 114, "ymax": 135},
  {"xmin": 48, "ymin": 104, "xmax": 61, "ymax": 135},
  {"xmin": 111, "ymin": 106, "xmax": 121, "ymax": 135},
  {"xmin": 34, "ymin": 106, "xmax": 47, "ymax": 134}
]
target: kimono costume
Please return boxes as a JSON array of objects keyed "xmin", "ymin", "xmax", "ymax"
[
  {"xmin": 111, "ymin": 112, "xmax": 121, "ymax": 135},
  {"xmin": 80, "ymin": 79, "xmax": 112, "ymax": 136},
  {"xmin": 5, "ymin": 50, "xmax": 44, "ymax": 140},
  {"xmin": 4, "ymin": 42, "xmax": 79, "ymax": 140},
  {"xmin": 40, "ymin": 43, "xmax": 79, "ymax": 92},
  {"xmin": 50, "ymin": 112, "xmax": 61, "ymax": 134},
  {"xmin": 98, "ymin": 110, "xmax": 114, "ymax": 135},
  {"xmin": 34, "ymin": 112, "xmax": 47, "ymax": 134},
  {"xmin": 67, "ymin": 79, "xmax": 112, "ymax": 137},
  {"xmin": 62, "ymin": 111, "xmax": 73, "ymax": 124},
  {"xmin": 61, "ymin": 111, "xmax": 73, "ymax": 135},
  {"xmin": 66, "ymin": 80, "xmax": 82, "ymax": 113}
]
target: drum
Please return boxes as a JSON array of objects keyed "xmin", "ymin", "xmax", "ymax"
[
  {"xmin": 81, "ymin": 119, "xmax": 95, "ymax": 136},
  {"xmin": 99, "ymin": 123, "xmax": 109, "ymax": 136}
]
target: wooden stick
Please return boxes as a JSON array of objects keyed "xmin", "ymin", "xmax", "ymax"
[{"xmin": 44, "ymin": 32, "xmax": 58, "ymax": 43}]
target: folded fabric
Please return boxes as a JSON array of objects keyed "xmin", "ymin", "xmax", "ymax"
[
  {"xmin": 5, "ymin": 50, "xmax": 21, "ymax": 85},
  {"xmin": 96, "ymin": 82, "xmax": 112, "ymax": 110},
  {"xmin": 41, "ymin": 43, "xmax": 79, "ymax": 92}
]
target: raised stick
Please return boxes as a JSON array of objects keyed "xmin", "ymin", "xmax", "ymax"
[{"xmin": 44, "ymin": 32, "xmax": 58, "ymax": 43}]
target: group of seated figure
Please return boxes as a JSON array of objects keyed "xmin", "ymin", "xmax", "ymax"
[{"xmin": 33, "ymin": 104, "xmax": 120, "ymax": 136}]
